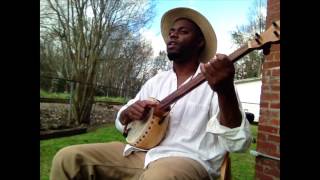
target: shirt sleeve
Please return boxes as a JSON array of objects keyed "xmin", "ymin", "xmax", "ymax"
[
  {"xmin": 114, "ymin": 79, "xmax": 154, "ymax": 133},
  {"xmin": 206, "ymin": 86, "xmax": 252, "ymax": 153},
  {"xmin": 115, "ymin": 99, "xmax": 136, "ymax": 133}
]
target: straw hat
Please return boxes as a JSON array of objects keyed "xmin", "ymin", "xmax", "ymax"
[{"xmin": 161, "ymin": 7, "xmax": 217, "ymax": 63}]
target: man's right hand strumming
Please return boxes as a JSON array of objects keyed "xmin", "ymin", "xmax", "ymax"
[{"xmin": 120, "ymin": 100, "xmax": 158, "ymax": 125}]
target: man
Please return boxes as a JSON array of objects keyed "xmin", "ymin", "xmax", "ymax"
[{"xmin": 50, "ymin": 7, "xmax": 252, "ymax": 180}]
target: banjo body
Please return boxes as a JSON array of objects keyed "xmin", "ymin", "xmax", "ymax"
[{"xmin": 126, "ymin": 107, "xmax": 169, "ymax": 149}]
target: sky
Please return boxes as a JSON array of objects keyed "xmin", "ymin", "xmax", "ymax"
[{"xmin": 141, "ymin": 0, "xmax": 258, "ymax": 57}]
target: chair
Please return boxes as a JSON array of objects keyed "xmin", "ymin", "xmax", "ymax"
[{"xmin": 219, "ymin": 152, "xmax": 231, "ymax": 180}]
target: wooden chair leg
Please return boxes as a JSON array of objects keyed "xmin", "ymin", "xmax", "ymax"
[{"xmin": 220, "ymin": 152, "xmax": 231, "ymax": 180}]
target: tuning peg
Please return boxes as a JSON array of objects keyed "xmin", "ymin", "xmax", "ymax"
[
  {"xmin": 255, "ymin": 33, "xmax": 262, "ymax": 44},
  {"xmin": 263, "ymin": 43, "xmax": 271, "ymax": 55},
  {"xmin": 255, "ymin": 33, "xmax": 261, "ymax": 38},
  {"xmin": 272, "ymin": 21, "xmax": 279, "ymax": 28},
  {"xmin": 263, "ymin": 48, "xmax": 270, "ymax": 55},
  {"xmin": 255, "ymin": 38, "xmax": 261, "ymax": 44},
  {"xmin": 273, "ymin": 31, "xmax": 280, "ymax": 37}
]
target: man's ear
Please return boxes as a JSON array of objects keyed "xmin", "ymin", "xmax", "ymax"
[{"xmin": 197, "ymin": 38, "xmax": 205, "ymax": 50}]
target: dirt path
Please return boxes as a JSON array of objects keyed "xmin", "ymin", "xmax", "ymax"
[{"xmin": 40, "ymin": 103, "xmax": 123, "ymax": 131}]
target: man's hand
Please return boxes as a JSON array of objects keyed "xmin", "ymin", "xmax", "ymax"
[
  {"xmin": 200, "ymin": 53, "xmax": 235, "ymax": 93},
  {"xmin": 200, "ymin": 53, "xmax": 242, "ymax": 128},
  {"xmin": 120, "ymin": 100, "xmax": 158, "ymax": 125}
]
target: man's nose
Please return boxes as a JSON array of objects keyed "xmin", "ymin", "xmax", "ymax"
[{"xmin": 169, "ymin": 30, "xmax": 178, "ymax": 39}]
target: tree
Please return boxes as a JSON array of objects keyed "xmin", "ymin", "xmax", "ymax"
[
  {"xmin": 231, "ymin": 0, "xmax": 267, "ymax": 80},
  {"xmin": 41, "ymin": 0, "xmax": 155, "ymax": 126},
  {"xmin": 152, "ymin": 51, "xmax": 171, "ymax": 75}
]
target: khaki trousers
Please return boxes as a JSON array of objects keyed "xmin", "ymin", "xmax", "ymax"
[{"xmin": 50, "ymin": 141, "xmax": 210, "ymax": 180}]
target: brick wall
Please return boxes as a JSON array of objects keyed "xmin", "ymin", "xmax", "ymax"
[{"xmin": 255, "ymin": 0, "xmax": 280, "ymax": 179}]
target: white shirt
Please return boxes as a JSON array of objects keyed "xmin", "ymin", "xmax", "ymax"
[{"xmin": 115, "ymin": 66, "xmax": 252, "ymax": 179}]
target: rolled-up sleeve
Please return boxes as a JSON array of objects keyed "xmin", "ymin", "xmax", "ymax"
[
  {"xmin": 206, "ymin": 111, "xmax": 252, "ymax": 152},
  {"xmin": 115, "ymin": 102, "xmax": 130, "ymax": 133},
  {"xmin": 206, "ymin": 89, "xmax": 252, "ymax": 153},
  {"xmin": 114, "ymin": 80, "xmax": 153, "ymax": 133}
]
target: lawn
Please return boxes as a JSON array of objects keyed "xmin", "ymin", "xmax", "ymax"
[
  {"xmin": 40, "ymin": 89, "xmax": 128, "ymax": 103},
  {"xmin": 230, "ymin": 124, "xmax": 258, "ymax": 180},
  {"xmin": 40, "ymin": 123, "xmax": 258, "ymax": 180}
]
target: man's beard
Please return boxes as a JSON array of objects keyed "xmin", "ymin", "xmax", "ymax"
[
  {"xmin": 167, "ymin": 48, "xmax": 189, "ymax": 63},
  {"xmin": 167, "ymin": 52, "xmax": 179, "ymax": 61}
]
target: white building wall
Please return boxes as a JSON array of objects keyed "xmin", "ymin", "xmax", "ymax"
[{"xmin": 235, "ymin": 79, "xmax": 262, "ymax": 122}]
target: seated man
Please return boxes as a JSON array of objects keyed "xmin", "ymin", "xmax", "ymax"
[{"xmin": 50, "ymin": 7, "xmax": 252, "ymax": 180}]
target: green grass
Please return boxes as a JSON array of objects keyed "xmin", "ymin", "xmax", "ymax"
[
  {"xmin": 40, "ymin": 89, "xmax": 127, "ymax": 103},
  {"xmin": 40, "ymin": 124, "xmax": 258, "ymax": 180},
  {"xmin": 230, "ymin": 124, "xmax": 258, "ymax": 180},
  {"xmin": 95, "ymin": 96, "xmax": 127, "ymax": 103},
  {"xmin": 40, "ymin": 124, "xmax": 125, "ymax": 180},
  {"xmin": 40, "ymin": 89, "xmax": 70, "ymax": 99}
]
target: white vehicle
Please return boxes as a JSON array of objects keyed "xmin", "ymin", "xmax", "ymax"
[{"xmin": 235, "ymin": 77, "xmax": 262, "ymax": 123}]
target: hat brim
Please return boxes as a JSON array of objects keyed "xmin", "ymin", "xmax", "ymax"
[{"xmin": 161, "ymin": 7, "xmax": 217, "ymax": 63}]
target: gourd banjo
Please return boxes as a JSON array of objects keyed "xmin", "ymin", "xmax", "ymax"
[{"xmin": 123, "ymin": 20, "xmax": 280, "ymax": 150}]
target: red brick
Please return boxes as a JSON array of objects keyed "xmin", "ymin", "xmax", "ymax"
[
  {"xmin": 257, "ymin": 121, "xmax": 268, "ymax": 127},
  {"xmin": 257, "ymin": 132, "xmax": 268, "ymax": 142},
  {"xmin": 259, "ymin": 120, "xmax": 280, "ymax": 129},
  {"xmin": 273, "ymin": 52, "xmax": 280, "ymax": 61},
  {"xmin": 263, "ymin": 61, "xmax": 280, "ymax": 69},
  {"xmin": 255, "ymin": 163, "xmax": 263, "ymax": 172},
  {"xmin": 260, "ymin": 106, "xmax": 267, "ymax": 111},
  {"xmin": 269, "ymin": 0, "xmax": 280, "ymax": 7},
  {"xmin": 269, "ymin": 5, "xmax": 280, "ymax": 16},
  {"xmin": 271, "ymin": 85, "xmax": 280, "ymax": 91},
  {"xmin": 260, "ymin": 101, "xmax": 269, "ymax": 108},
  {"xmin": 264, "ymin": 165, "xmax": 280, "ymax": 177},
  {"xmin": 257, "ymin": 0, "xmax": 280, "ymax": 179},
  {"xmin": 271, "ymin": 68, "xmax": 280, "ymax": 76},
  {"xmin": 267, "ymin": 14, "xmax": 280, "ymax": 26},
  {"xmin": 261, "ymin": 93, "xmax": 279, "ymax": 101},
  {"xmin": 266, "ymin": 52, "xmax": 280, "ymax": 62},
  {"xmin": 270, "ymin": 75, "xmax": 280, "ymax": 81},
  {"xmin": 271, "ymin": 119, "xmax": 280, "ymax": 126},
  {"xmin": 261, "ymin": 78, "xmax": 268, "ymax": 84},
  {"xmin": 258, "ymin": 116, "xmax": 265, "ymax": 123},
  {"xmin": 269, "ymin": 79, "xmax": 280, "ymax": 84},
  {"xmin": 259, "ymin": 109, "xmax": 268, "ymax": 117},
  {"xmin": 257, "ymin": 142, "xmax": 277, "ymax": 152},
  {"xmin": 260, "ymin": 109, "xmax": 280, "ymax": 120},
  {"xmin": 262, "ymin": 84, "xmax": 271, "ymax": 91},
  {"xmin": 265, "ymin": 55, "xmax": 273, "ymax": 62},
  {"xmin": 258, "ymin": 125, "xmax": 279, "ymax": 134},
  {"xmin": 268, "ymin": 10, "xmax": 280, "ymax": 20},
  {"xmin": 268, "ymin": 134, "xmax": 280, "ymax": 143},
  {"xmin": 270, "ymin": 102, "xmax": 280, "ymax": 109},
  {"xmin": 270, "ymin": 44, "xmax": 280, "ymax": 52},
  {"xmin": 255, "ymin": 171, "xmax": 274, "ymax": 180},
  {"xmin": 258, "ymin": 158, "xmax": 278, "ymax": 166},
  {"xmin": 263, "ymin": 69, "xmax": 272, "ymax": 76},
  {"xmin": 269, "ymin": 2, "xmax": 280, "ymax": 11},
  {"xmin": 269, "ymin": 110, "xmax": 280, "ymax": 119},
  {"xmin": 259, "ymin": 147, "xmax": 280, "ymax": 158},
  {"xmin": 271, "ymin": 151, "xmax": 280, "ymax": 158}
]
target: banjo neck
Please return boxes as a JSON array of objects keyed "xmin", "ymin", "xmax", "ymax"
[
  {"xmin": 158, "ymin": 44, "xmax": 251, "ymax": 112},
  {"xmin": 158, "ymin": 20, "xmax": 280, "ymax": 112}
]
